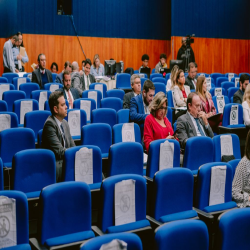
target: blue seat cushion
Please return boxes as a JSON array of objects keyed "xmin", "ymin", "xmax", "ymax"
[
  {"xmin": 5, "ymin": 244, "xmax": 31, "ymax": 250},
  {"xmin": 26, "ymin": 191, "xmax": 41, "ymax": 199},
  {"xmin": 89, "ymin": 182, "xmax": 101, "ymax": 190},
  {"xmin": 106, "ymin": 219, "xmax": 150, "ymax": 234},
  {"xmin": 226, "ymin": 125, "xmax": 245, "ymax": 128},
  {"xmin": 159, "ymin": 209, "xmax": 198, "ymax": 223},
  {"xmin": 102, "ymin": 153, "xmax": 109, "ymax": 158},
  {"xmin": 45, "ymin": 230, "xmax": 95, "ymax": 248},
  {"xmin": 203, "ymin": 201, "xmax": 237, "ymax": 213}
]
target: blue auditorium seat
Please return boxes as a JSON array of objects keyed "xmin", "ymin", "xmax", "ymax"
[
  {"xmin": 116, "ymin": 73, "xmax": 131, "ymax": 89},
  {"xmin": 73, "ymin": 98, "xmax": 96, "ymax": 123},
  {"xmin": 228, "ymin": 159, "xmax": 241, "ymax": 179},
  {"xmin": 0, "ymin": 158, "xmax": 3, "ymax": 190},
  {"xmin": 106, "ymin": 89, "xmax": 125, "ymax": 100},
  {"xmin": 0, "ymin": 76, "xmax": 8, "ymax": 83},
  {"xmin": 44, "ymin": 83, "xmax": 63, "ymax": 92},
  {"xmin": 150, "ymin": 73, "xmax": 162, "ymax": 81},
  {"xmin": 0, "ymin": 100, "xmax": 8, "ymax": 111},
  {"xmin": 91, "ymin": 108, "xmax": 117, "ymax": 128},
  {"xmin": 89, "ymin": 82, "xmax": 107, "ymax": 98},
  {"xmin": 227, "ymin": 87, "xmax": 239, "ymax": 102},
  {"xmin": 140, "ymin": 77, "xmax": 147, "ymax": 89},
  {"xmin": 117, "ymin": 109, "xmax": 129, "ymax": 123},
  {"xmin": 221, "ymin": 82, "xmax": 235, "ymax": 93},
  {"xmin": 31, "ymin": 90, "xmax": 51, "ymax": 110},
  {"xmin": 154, "ymin": 83, "xmax": 166, "ymax": 95},
  {"xmin": 12, "ymin": 77, "xmax": 31, "ymax": 90},
  {"xmin": 210, "ymin": 87, "xmax": 226, "ymax": 97},
  {"xmin": 3, "ymin": 90, "xmax": 26, "ymax": 111},
  {"xmin": 19, "ymin": 83, "xmax": 40, "ymax": 99},
  {"xmin": 52, "ymin": 73, "xmax": 57, "ymax": 82},
  {"xmin": 212, "ymin": 95, "xmax": 229, "ymax": 113},
  {"xmin": 216, "ymin": 77, "xmax": 228, "ymax": 88},
  {"xmin": 2, "ymin": 72, "xmax": 19, "ymax": 83},
  {"xmin": 0, "ymin": 111, "xmax": 18, "ymax": 128},
  {"xmin": 100, "ymin": 97, "xmax": 123, "ymax": 112},
  {"xmin": 152, "ymin": 77, "xmax": 166, "ymax": 84},
  {"xmin": 82, "ymin": 89, "xmax": 102, "ymax": 108}
]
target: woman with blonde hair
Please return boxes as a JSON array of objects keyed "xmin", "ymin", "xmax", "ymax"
[
  {"xmin": 166, "ymin": 65, "xmax": 179, "ymax": 92},
  {"xmin": 144, "ymin": 91, "xmax": 177, "ymax": 152},
  {"xmin": 196, "ymin": 76, "xmax": 216, "ymax": 118},
  {"xmin": 90, "ymin": 54, "xmax": 104, "ymax": 76},
  {"xmin": 242, "ymin": 84, "xmax": 250, "ymax": 125}
]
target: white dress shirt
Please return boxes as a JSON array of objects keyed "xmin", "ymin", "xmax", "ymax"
[
  {"xmin": 65, "ymin": 89, "xmax": 74, "ymax": 109},
  {"xmin": 83, "ymin": 73, "xmax": 90, "ymax": 90},
  {"xmin": 242, "ymin": 101, "xmax": 250, "ymax": 126},
  {"xmin": 143, "ymin": 100, "xmax": 150, "ymax": 114}
]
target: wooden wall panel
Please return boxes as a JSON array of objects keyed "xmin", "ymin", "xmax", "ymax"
[
  {"xmin": 0, "ymin": 34, "xmax": 171, "ymax": 75},
  {"xmin": 171, "ymin": 36, "xmax": 249, "ymax": 74}
]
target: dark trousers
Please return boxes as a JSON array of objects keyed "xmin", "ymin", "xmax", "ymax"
[{"xmin": 4, "ymin": 67, "xmax": 12, "ymax": 73}]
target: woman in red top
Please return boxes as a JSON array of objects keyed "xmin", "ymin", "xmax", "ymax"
[{"xmin": 144, "ymin": 91, "xmax": 177, "ymax": 152}]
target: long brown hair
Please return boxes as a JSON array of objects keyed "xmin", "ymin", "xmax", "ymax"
[
  {"xmin": 176, "ymin": 69, "xmax": 184, "ymax": 89},
  {"xmin": 170, "ymin": 65, "xmax": 179, "ymax": 89},
  {"xmin": 196, "ymin": 76, "xmax": 211, "ymax": 101}
]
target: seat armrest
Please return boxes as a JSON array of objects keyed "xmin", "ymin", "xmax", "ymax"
[
  {"xmin": 29, "ymin": 238, "xmax": 48, "ymax": 250},
  {"xmin": 91, "ymin": 226, "xmax": 104, "ymax": 236},
  {"xmin": 146, "ymin": 215, "xmax": 162, "ymax": 231},
  {"xmin": 144, "ymin": 176, "xmax": 153, "ymax": 183}
]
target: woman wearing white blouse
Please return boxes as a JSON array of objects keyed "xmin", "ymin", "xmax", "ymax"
[
  {"xmin": 166, "ymin": 65, "xmax": 179, "ymax": 92},
  {"xmin": 242, "ymin": 84, "xmax": 250, "ymax": 126}
]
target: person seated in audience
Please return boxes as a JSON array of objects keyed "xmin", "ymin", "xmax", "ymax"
[
  {"xmin": 50, "ymin": 62, "xmax": 58, "ymax": 73},
  {"xmin": 139, "ymin": 54, "xmax": 149, "ymax": 73},
  {"xmin": 42, "ymin": 91, "xmax": 75, "ymax": 182},
  {"xmin": 232, "ymin": 130, "xmax": 250, "ymax": 208},
  {"xmin": 32, "ymin": 54, "xmax": 53, "ymax": 89},
  {"xmin": 144, "ymin": 91, "xmax": 177, "ymax": 152},
  {"xmin": 242, "ymin": 84, "xmax": 250, "ymax": 126},
  {"xmin": 56, "ymin": 70, "xmax": 80, "ymax": 109},
  {"xmin": 12, "ymin": 31, "xmax": 29, "ymax": 72},
  {"xmin": 194, "ymin": 62, "xmax": 198, "ymax": 78},
  {"xmin": 130, "ymin": 80, "xmax": 155, "ymax": 138},
  {"xmin": 166, "ymin": 65, "xmax": 179, "ymax": 92},
  {"xmin": 71, "ymin": 61, "xmax": 82, "ymax": 95},
  {"xmin": 123, "ymin": 74, "xmax": 141, "ymax": 109},
  {"xmin": 173, "ymin": 69, "xmax": 190, "ymax": 119},
  {"xmin": 90, "ymin": 54, "xmax": 104, "ymax": 77},
  {"xmin": 233, "ymin": 74, "xmax": 249, "ymax": 104},
  {"xmin": 55, "ymin": 61, "xmax": 72, "ymax": 84},
  {"xmin": 185, "ymin": 62, "xmax": 197, "ymax": 90},
  {"xmin": 176, "ymin": 92, "xmax": 214, "ymax": 149},
  {"xmin": 155, "ymin": 53, "xmax": 168, "ymax": 73}
]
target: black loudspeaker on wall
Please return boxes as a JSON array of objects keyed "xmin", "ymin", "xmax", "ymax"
[{"xmin": 57, "ymin": 0, "xmax": 72, "ymax": 15}]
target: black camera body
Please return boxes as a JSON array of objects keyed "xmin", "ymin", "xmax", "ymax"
[{"xmin": 186, "ymin": 34, "xmax": 195, "ymax": 47}]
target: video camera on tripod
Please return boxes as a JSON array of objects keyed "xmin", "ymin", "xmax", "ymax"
[
  {"xmin": 183, "ymin": 34, "xmax": 195, "ymax": 72},
  {"xmin": 185, "ymin": 34, "xmax": 195, "ymax": 48}
]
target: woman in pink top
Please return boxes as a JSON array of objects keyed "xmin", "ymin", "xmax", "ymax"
[{"xmin": 144, "ymin": 91, "xmax": 177, "ymax": 152}]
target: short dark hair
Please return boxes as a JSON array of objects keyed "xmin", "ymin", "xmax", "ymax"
[
  {"xmin": 16, "ymin": 31, "xmax": 24, "ymax": 46},
  {"xmin": 188, "ymin": 62, "xmax": 196, "ymax": 72},
  {"xmin": 85, "ymin": 58, "xmax": 92, "ymax": 67},
  {"xmin": 194, "ymin": 62, "xmax": 198, "ymax": 68},
  {"xmin": 37, "ymin": 53, "xmax": 45, "ymax": 62},
  {"xmin": 240, "ymin": 74, "xmax": 249, "ymax": 85},
  {"xmin": 245, "ymin": 130, "xmax": 250, "ymax": 160},
  {"xmin": 49, "ymin": 91, "xmax": 64, "ymax": 115},
  {"xmin": 51, "ymin": 62, "xmax": 58, "ymax": 71},
  {"xmin": 160, "ymin": 53, "xmax": 167, "ymax": 59},
  {"xmin": 82, "ymin": 60, "xmax": 85, "ymax": 65},
  {"xmin": 187, "ymin": 92, "xmax": 198, "ymax": 111},
  {"xmin": 63, "ymin": 70, "xmax": 70, "ymax": 81},
  {"xmin": 141, "ymin": 54, "xmax": 149, "ymax": 61},
  {"xmin": 143, "ymin": 80, "xmax": 155, "ymax": 93}
]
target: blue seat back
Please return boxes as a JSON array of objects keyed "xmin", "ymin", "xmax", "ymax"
[
  {"xmin": 155, "ymin": 220, "xmax": 209, "ymax": 250},
  {"xmin": 2, "ymin": 73, "xmax": 19, "ymax": 83},
  {"xmin": 216, "ymin": 77, "xmax": 228, "ymax": 87},
  {"xmin": 117, "ymin": 109, "xmax": 129, "ymax": 123},
  {"xmin": 89, "ymin": 83, "xmax": 107, "ymax": 98},
  {"xmin": 225, "ymin": 73, "xmax": 237, "ymax": 78},
  {"xmin": 197, "ymin": 73, "xmax": 209, "ymax": 77},
  {"xmin": 210, "ymin": 87, "xmax": 226, "ymax": 97},
  {"xmin": 0, "ymin": 128, "xmax": 35, "ymax": 165},
  {"xmin": 19, "ymin": 82, "xmax": 40, "ymax": 99},
  {"xmin": 39, "ymin": 182, "xmax": 92, "ymax": 244},
  {"xmin": 81, "ymin": 123, "xmax": 112, "ymax": 155},
  {"xmin": 140, "ymin": 77, "xmax": 147, "ymax": 89},
  {"xmin": 106, "ymin": 89, "xmax": 125, "ymax": 100},
  {"xmin": 100, "ymin": 174, "xmax": 147, "ymax": 232},
  {"xmin": 227, "ymin": 87, "xmax": 239, "ymax": 101},
  {"xmin": 92, "ymin": 108, "xmax": 117, "ymax": 128},
  {"xmin": 0, "ymin": 77, "xmax": 8, "ymax": 83},
  {"xmin": 165, "ymin": 73, "xmax": 171, "ymax": 82},
  {"xmin": 107, "ymin": 142, "xmax": 143, "ymax": 176},
  {"xmin": 183, "ymin": 137, "xmax": 214, "ymax": 173},
  {"xmin": 0, "ymin": 100, "xmax": 8, "ymax": 111},
  {"xmin": 166, "ymin": 107, "xmax": 172, "ymax": 124},
  {"xmin": 0, "ymin": 158, "xmax": 3, "ymax": 190},
  {"xmin": 211, "ymin": 73, "xmax": 224, "ymax": 85},
  {"xmin": 24, "ymin": 110, "xmax": 51, "ymax": 138},
  {"xmin": 146, "ymin": 139, "xmax": 180, "ymax": 178},
  {"xmin": 113, "ymin": 123, "xmax": 141, "ymax": 144},
  {"xmin": 13, "ymin": 99, "xmax": 39, "ymax": 125},
  {"xmin": 0, "ymin": 190, "xmax": 29, "ymax": 245},
  {"xmin": 222, "ymin": 103, "xmax": 244, "ymax": 126},
  {"xmin": 213, "ymin": 134, "xmax": 241, "ymax": 162},
  {"xmin": 221, "ymin": 82, "xmax": 235, "ymax": 93},
  {"xmin": 150, "ymin": 73, "xmax": 162, "ymax": 81},
  {"xmin": 12, "ymin": 149, "xmax": 56, "ymax": 193},
  {"xmin": 0, "ymin": 83, "xmax": 15, "ymax": 94},
  {"xmin": 152, "ymin": 77, "xmax": 166, "ymax": 84},
  {"xmin": 151, "ymin": 68, "xmax": 155, "ymax": 74},
  {"xmin": 153, "ymin": 168, "xmax": 194, "ymax": 220},
  {"xmin": 239, "ymin": 72, "xmax": 250, "ymax": 77},
  {"xmin": 38, "ymin": 129, "xmax": 43, "ymax": 148},
  {"xmin": 194, "ymin": 162, "xmax": 233, "ymax": 210},
  {"xmin": 73, "ymin": 98, "xmax": 96, "ymax": 122},
  {"xmin": 44, "ymin": 83, "xmax": 63, "ymax": 91},
  {"xmin": 228, "ymin": 159, "xmax": 241, "ymax": 179},
  {"xmin": 3, "ymin": 90, "xmax": 26, "ymax": 111},
  {"xmin": 154, "ymin": 82, "xmax": 166, "ymax": 95},
  {"xmin": 101, "ymin": 97, "xmax": 123, "ymax": 112},
  {"xmin": 63, "ymin": 145, "xmax": 102, "ymax": 182},
  {"xmin": 216, "ymin": 208, "xmax": 250, "ymax": 250},
  {"xmin": 12, "ymin": 77, "xmax": 31, "ymax": 90},
  {"xmin": 0, "ymin": 111, "xmax": 18, "ymax": 128},
  {"xmin": 82, "ymin": 90, "xmax": 102, "ymax": 108},
  {"xmin": 212, "ymin": 96, "xmax": 229, "ymax": 113},
  {"xmin": 116, "ymin": 73, "xmax": 131, "ymax": 89},
  {"xmin": 80, "ymin": 232, "xmax": 142, "ymax": 250},
  {"xmin": 52, "ymin": 73, "xmax": 57, "ymax": 82},
  {"xmin": 31, "ymin": 90, "xmax": 51, "ymax": 107},
  {"xmin": 167, "ymin": 90, "xmax": 174, "ymax": 108}
]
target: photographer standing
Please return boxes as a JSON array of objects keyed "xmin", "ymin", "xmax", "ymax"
[{"xmin": 177, "ymin": 37, "xmax": 195, "ymax": 70}]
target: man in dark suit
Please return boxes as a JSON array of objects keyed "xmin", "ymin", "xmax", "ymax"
[
  {"xmin": 123, "ymin": 74, "xmax": 141, "ymax": 109},
  {"xmin": 73, "ymin": 58, "xmax": 95, "ymax": 96},
  {"xmin": 233, "ymin": 74, "xmax": 249, "ymax": 104},
  {"xmin": 177, "ymin": 92, "xmax": 214, "ymax": 149},
  {"xmin": 129, "ymin": 80, "xmax": 155, "ymax": 137},
  {"xmin": 42, "ymin": 91, "xmax": 75, "ymax": 182},
  {"xmin": 32, "ymin": 54, "xmax": 53, "ymax": 89},
  {"xmin": 185, "ymin": 62, "xmax": 197, "ymax": 90},
  {"xmin": 56, "ymin": 70, "xmax": 79, "ymax": 109},
  {"xmin": 55, "ymin": 61, "xmax": 72, "ymax": 84}
]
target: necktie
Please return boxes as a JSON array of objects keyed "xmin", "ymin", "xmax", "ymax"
[
  {"xmin": 87, "ymin": 75, "xmax": 90, "ymax": 89},
  {"xmin": 60, "ymin": 124, "xmax": 68, "ymax": 148},
  {"xmin": 67, "ymin": 90, "xmax": 73, "ymax": 109},
  {"xmin": 194, "ymin": 118, "xmax": 205, "ymax": 136}
]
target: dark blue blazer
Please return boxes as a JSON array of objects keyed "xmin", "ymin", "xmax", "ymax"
[
  {"xmin": 129, "ymin": 94, "xmax": 148, "ymax": 137},
  {"xmin": 56, "ymin": 87, "xmax": 80, "ymax": 101},
  {"xmin": 55, "ymin": 72, "xmax": 63, "ymax": 84}
]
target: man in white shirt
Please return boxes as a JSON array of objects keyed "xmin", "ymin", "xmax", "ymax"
[
  {"xmin": 177, "ymin": 92, "xmax": 214, "ymax": 148},
  {"xmin": 123, "ymin": 74, "xmax": 141, "ymax": 109},
  {"xmin": 185, "ymin": 62, "xmax": 197, "ymax": 90},
  {"xmin": 3, "ymin": 35, "xmax": 19, "ymax": 73}
]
